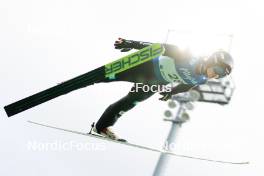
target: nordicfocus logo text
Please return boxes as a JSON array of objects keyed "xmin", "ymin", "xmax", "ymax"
[
  {"xmin": 27, "ymin": 140, "xmax": 106, "ymax": 151},
  {"xmin": 130, "ymin": 83, "xmax": 172, "ymax": 93}
]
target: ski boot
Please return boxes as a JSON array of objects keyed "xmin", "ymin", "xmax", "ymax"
[{"xmin": 89, "ymin": 122, "xmax": 127, "ymax": 142}]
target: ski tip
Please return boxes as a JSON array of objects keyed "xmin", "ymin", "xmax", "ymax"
[
  {"xmin": 3, "ymin": 106, "xmax": 12, "ymax": 117},
  {"xmin": 164, "ymin": 151, "xmax": 250, "ymax": 165}
]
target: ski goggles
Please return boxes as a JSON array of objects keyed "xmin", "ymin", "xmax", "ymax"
[{"xmin": 212, "ymin": 65, "xmax": 231, "ymax": 78}]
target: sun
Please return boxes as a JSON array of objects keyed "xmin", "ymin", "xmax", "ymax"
[{"xmin": 165, "ymin": 30, "xmax": 233, "ymax": 56}]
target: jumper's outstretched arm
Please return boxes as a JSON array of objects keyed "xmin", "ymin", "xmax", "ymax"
[
  {"xmin": 115, "ymin": 38, "xmax": 190, "ymax": 63},
  {"xmin": 114, "ymin": 38, "xmax": 153, "ymax": 52},
  {"xmin": 159, "ymin": 84, "xmax": 195, "ymax": 101}
]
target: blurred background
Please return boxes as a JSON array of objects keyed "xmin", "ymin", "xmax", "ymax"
[{"xmin": 0, "ymin": 0, "xmax": 263, "ymax": 175}]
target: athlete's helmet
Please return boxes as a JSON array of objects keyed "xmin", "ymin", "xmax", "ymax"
[{"xmin": 205, "ymin": 50, "xmax": 234, "ymax": 78}]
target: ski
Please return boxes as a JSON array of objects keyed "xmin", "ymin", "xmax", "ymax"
[
  {"xmin": 28, "ymin": 120, "xmax": 249, "ymax": 165},
  {"xmin": 4, "ymin": 44, "xmax": 164, "ymax": 117}
]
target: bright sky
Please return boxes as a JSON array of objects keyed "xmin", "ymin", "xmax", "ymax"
[{"xmin": 0, "ymin": 0, "xmax": 263, "ymax": 175}]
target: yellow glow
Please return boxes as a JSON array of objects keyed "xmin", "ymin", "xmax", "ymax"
[{"xmin": 166, "ymin": 30, "xmax": 233, "ymax": 56}]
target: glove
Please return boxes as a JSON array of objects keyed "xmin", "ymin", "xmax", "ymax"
[
  {"xmin": 114, "ymin": 38, "xmax": 133, "ymax": 52},
  {"xmin": 159, "ymin": 91, "xmax": 172, "ymax": 101}
]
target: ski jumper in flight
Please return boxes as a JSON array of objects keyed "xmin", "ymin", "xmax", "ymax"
[{"xmin": 92, "ymin": 38, "xmax": 234, "ymax": 141}]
